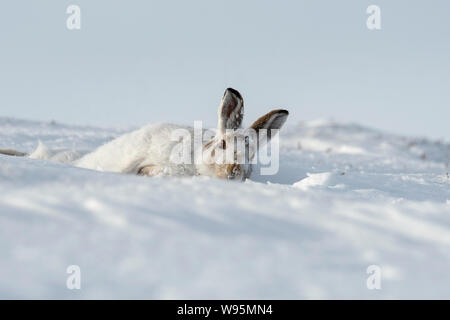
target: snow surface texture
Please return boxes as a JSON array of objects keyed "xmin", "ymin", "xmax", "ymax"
[{"xmin": 0, "ymin": 117, "xmax": 450, "ymax": 299}]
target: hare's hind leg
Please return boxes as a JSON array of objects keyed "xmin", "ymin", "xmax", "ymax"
[
  {"xmin": 0, "ymin": 149, "xmax": 28, "ymax": 157},
  {"xmin": 137, "ymin": 165, "xmax": 164, "ymax": 177}
]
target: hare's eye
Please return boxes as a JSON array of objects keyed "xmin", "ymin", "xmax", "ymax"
[{"xmin": 220, "ymin": 140, "xmax": 226, "ymax": 149}]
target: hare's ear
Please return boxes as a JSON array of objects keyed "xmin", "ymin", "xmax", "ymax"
[
  {"xmin": 217, "ymin": 88, "xmax": 244, "ymax": 134},
  {"xmin": 249, "ymin": 109, "xmax": 289, "ymax": 141}
]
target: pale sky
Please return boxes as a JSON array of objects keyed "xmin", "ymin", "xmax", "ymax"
[{"xmin": 1, "ymin": 0, "xmax": 449, "ymax": 139}]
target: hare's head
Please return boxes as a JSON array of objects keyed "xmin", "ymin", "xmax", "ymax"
[{"xmin": 199, "ymin": 88, "xmax": 289, "ymax": 180}]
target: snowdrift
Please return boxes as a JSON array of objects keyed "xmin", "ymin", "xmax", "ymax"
[{"xmin": 0, "ymin": 117, "xmax": 449, "ymax": 299}]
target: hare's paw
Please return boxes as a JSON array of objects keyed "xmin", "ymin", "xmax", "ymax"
[{"xmin": 137, "ymin": 165, "xmax": 164, "ymax": 177}]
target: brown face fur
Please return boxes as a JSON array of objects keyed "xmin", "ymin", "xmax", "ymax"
[
  {"xmin": 215, "ymin": 163, "xmax": 243, "ymax": 180},
  {"xmin": 202, "ymin": 137, "xmax": 246, "ymax": 180}
]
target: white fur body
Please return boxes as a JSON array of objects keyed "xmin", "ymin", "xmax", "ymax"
[{"xmin": 74, "ymin": 123, "xmax": 199, "ymax": 176}]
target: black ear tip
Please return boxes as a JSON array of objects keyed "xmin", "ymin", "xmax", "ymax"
[
  {"xmin": 224, "ymin": 88, "xmax": 243, "ymax": 100},
  {"xmin": 275, "ymin": 109, "xmax": 289, "ymax": 116}
]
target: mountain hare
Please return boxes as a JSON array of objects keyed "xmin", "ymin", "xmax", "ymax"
[{"xmin": 0, "ymin": 88, "xmax": 289, "ymax": 181}]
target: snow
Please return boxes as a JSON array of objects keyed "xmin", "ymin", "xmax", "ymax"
[{"xmin": 0, "ymin": 117, "xmax": 449, "ymax": 299}]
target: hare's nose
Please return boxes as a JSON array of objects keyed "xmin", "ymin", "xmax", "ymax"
[{"xmin": 227, "ymin": 164, "xmax": 242, "ymax": 180}]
